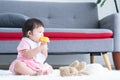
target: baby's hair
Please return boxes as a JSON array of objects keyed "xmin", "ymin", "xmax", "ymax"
[{"xmin": 22, "ymin": 18, "xmax": 44, "ymax": 37}]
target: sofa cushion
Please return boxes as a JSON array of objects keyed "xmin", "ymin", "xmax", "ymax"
[
  {"xmin": 0, "ymin": 13, "xmax": 29, "ymax": 28},
  {"xmin": 0, "ymin": 28, "xmax": 113, "ymax": 40}
]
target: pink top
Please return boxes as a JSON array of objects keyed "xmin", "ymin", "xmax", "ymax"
[
  {"xmin": 9, "ymin": 37, "xmax": 50, "ymax": 73},
  {"xmin": 17, "ymin": 37, "xmax": 46, "ymax": 63}
]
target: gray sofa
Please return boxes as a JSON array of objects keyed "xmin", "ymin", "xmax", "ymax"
[{"xmin": 0, "ymin": 1, "xmax": 120, "ymax": 70}]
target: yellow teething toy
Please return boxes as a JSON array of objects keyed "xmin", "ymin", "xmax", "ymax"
[{"xmin": 40, "ymin": 36, "xmax": 50, "ymax": 43}]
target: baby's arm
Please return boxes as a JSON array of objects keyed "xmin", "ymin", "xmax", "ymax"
[
  {"xmin": 21, "ymin": 36, "xmax": 49, "ymax": 58},
  {"xmin": 21, "ymin": 46, "xmax": 45, "ymax": 58},
  {"xmin": 39, "ymin": 36, "xmax": 49, "ymax": 57},
  {"xmin": 40, "ymin": 43, "xmax": 48, "ymax": 57}
]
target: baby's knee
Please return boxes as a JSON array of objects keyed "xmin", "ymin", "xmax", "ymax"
[
  {"xmin": 15, "ymin": 62, "xmax": 25, "ymax": 68},
  {"xmin": 14, "ymin": 62, "xmax": 26, "ymax": 74}
]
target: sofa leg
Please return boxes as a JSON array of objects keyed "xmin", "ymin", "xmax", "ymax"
[
  {"xmin": 102, "ymin": 53, "xmax": 112, "ymax": 70},
  {"xmin": 112, "ymin": 52, "xmax": 120, "ymax": 70},
  {"xmin": 90, "ymin": 53, "xmax": 94, "ymax": 63}
]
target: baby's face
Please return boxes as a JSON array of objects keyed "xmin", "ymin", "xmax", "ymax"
[{"xmin": 29, "ymin": 26, "xmax": 44, "ymax": 42}]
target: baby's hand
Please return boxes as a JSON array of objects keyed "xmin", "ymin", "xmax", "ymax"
[{"xmin": 40, "ymin": 36, "xmax": 50, "ymax": 43}]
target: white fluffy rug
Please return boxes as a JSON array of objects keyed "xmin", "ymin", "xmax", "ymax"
[{"xmin": 0, "ymin": 69, "xmax": 120, "ymax": 80}]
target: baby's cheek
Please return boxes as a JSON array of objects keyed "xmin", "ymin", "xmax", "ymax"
[{"xmin": 34, "ymin": 37, "xmax": 40, "ymax": 42}]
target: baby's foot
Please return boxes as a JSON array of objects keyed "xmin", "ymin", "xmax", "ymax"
[
  {"xmin": 42, "ymin": 66, "xmax": 53, "ymax": 75},
  {"xmin": 47, "ymin": 66, "xmax": 53, "ymax": 74},
  {"xmin": 36, "ymin": 71, "xmax": 43, "ymax": 75}
]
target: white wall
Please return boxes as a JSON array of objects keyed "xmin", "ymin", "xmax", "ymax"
[
  {"xmin": 98, "ymin": 0, "xmax": 116, "ymax": 19},
  {"xmin": 0, "ymin": 0, "xmax": 118, "ymax": 67}
]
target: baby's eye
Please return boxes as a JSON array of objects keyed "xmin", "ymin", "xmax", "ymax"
[
  {"xmin": 39, "ymin": 32, "xmax": 44, "ymax": 34},
  {"xmin": 39, "ymin": 31, "xmax": 43, "ymax": 33}
]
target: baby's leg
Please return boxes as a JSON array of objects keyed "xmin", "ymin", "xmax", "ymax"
[{"xmin": 14, "ymin": 62, "xmax": 38, "ymax": 76}]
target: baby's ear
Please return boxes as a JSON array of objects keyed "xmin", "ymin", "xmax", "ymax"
[{"xmin": 27, "ymin": 30, "xmax": 32, "ymax": 36}]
